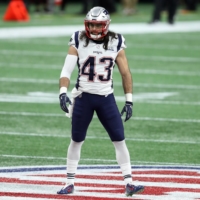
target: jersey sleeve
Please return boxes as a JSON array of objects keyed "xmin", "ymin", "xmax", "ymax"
[
  {"xmin": 68, "ymin": 31, "xmax": 80, "ymax": 49},
  {"xmin": 121, "ymin": 35, "xmax": 127, "ymax": 49},
  {"xmin": 116, "ymin": 34, "xmax": 127, "ymax": 52}
]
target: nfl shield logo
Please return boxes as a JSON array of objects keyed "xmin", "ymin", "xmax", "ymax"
[{"xmin": 0, "ymin": 165, "xmax": 200, "ymax": 199}]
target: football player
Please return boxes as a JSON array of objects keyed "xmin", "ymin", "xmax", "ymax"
[{"xmin": 57, "ymin": 6, "xmax": 144, "ymax": 197}]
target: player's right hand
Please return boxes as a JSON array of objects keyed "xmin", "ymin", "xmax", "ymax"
[{"xmin": 59, "ymin": 93, "xmax": 72, "ymax": 113}]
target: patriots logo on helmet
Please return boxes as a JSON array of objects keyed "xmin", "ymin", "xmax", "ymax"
[{"xmin": 103, "ymin": 9, "xmax": 109, "ymax": 15}]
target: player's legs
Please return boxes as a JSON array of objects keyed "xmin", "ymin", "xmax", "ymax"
[
  {"xmin": 96, "ymin": 93, "xmax": 125, "ymax": 141},
  {"xmin": 57, "ymin": 93, "xmax": 94, "ymax": 194},
  {"xmin": 69, "ymin": 93, "xmax": 95, "ymax": 181},
  {"xmin": 96, "ymin": 94, "xmax": 131, "ymax": 181},
  {"xmin": 96, "ymin": 94, "xmax": 144, "ymax": 195},
  {"xmin": 66, "ymin": 139, "xmax": 84, "ymax": 185},
  {"xmin": 113, "ymin": 140, "xmax": 144, "ymax": 195},
  {"xmin": 167, "ymin": 0, "xmax": 178, "ymax": 24},
  {"xmin": 151, "ymin": 0, "xmax": 163, "ymax": 22},
  {"xmin": 112, "ymin": 140, "xmax": 132, "ymax": 183},
  {"xmin": 72, "ymin": 93, "xmax": 94, "ymax": 142}
]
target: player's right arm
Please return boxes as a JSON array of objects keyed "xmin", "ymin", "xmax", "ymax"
[
  {"xmin": 59, "ymin": 46, "xmax": 78, "ymax": 113},
  {"xmin": 59, "ymin": 45, "xmax": 78, "ymax": 90}
]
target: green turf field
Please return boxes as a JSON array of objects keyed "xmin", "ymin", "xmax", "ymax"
[{"xmin": 0, "ymin": 2, "xmax": 200, "ymax": 168}]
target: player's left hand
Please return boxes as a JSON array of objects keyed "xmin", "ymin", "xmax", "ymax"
[{"xmin": 121, "ymin": 101, "xmax": 133, "ymax": 122}]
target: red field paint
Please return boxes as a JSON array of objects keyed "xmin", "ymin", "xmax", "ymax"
[{"xmin": 0, "ymin": 165, "xmax": 200, "ymax": 199}]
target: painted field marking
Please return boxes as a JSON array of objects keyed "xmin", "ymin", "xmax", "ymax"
[
  {"xmin": 1, "ymin": 49, "xmax": 200, "ymax": 63},
  {"xmin": 0, "ymin": 77, "xmax": 200, "ymax": 90},
  {"xmin": 0, "ymin": 111, "xmax": 200, "ymax": 123},
  {"xmin": 2, "ymin": 40, "xmax": 200, "ymax": 51},
  {"xmin": 0, "ymin": 91, "xmax": 178, "ymax": 103},
  {"xmin": 0, "ymin": 165, "xmax": 200, "ymax": 200},
  {"xmin": 0, "ymin": 21, "xmax": 200, "ymax": 39},
  {"xmin": 0, "ymin": 91, "xmax": 199, "ymax": 105},
  {"xmin": 1, "ymin": 62, "xmax": 200, "ymax": 76},
  {"xmin": 0, "ymin": 155, "xmax": 200, "ymax": 166},
  {"xmin": 0, "ymin": 131, "xmax": 199, "ymax": 144},
  {"xmin": 128, "ymin": 43, "xmax": 200, "ymax": 51}
]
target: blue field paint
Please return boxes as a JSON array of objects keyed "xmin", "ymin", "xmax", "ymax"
[{"xmin": 0, "ymin": 165, "xmax": 200, "ymax": 173}]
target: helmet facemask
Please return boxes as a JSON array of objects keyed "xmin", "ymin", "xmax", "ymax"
[{"xmin": 84, "ymin": 20, "xmax": 110, "ymax": 40}]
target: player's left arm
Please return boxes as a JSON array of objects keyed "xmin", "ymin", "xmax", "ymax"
[
  {"xmin": 116, "ymin": 49, "xmax": 133, "ymax": 97},
  {"xmin": 116, "ymin": 49, "xmax": 133, "ymax": 122}
]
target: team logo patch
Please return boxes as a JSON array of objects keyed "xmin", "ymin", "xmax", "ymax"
[
  {"xmin": 103, "ymin": 9, "xmax": 109, "ymax": 15},
  {"xmin": 0, "ymin": 165, "xmax": 200, "ymax": 199}
]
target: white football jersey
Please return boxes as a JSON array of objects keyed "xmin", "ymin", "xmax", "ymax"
[{"xmin": 69, "ymin": 31, "xmax": 126, "ymax": 98}]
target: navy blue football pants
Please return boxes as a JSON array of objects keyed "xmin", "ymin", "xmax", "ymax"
[{"xmin": 71, "ymin": 93, "xmax": 125, "ymax": 142}]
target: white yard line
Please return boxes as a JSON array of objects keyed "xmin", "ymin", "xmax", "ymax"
[
  {"xmin": 3, "ymin": 39, "xmax": 200, "ymax": 50},
  {"xmin": 130, "ymin": 67, "xmax": 200, "ymax": 76},
  {"xmin": 1, "ymin": 62, "xmax": 200, "ymax": 76},
  {"xmin": 1, "ymin": 49, "xmax": 200, "ymax": 63},
  {"xmin": 0, "ymin": 111, "xmax": 199, "ymax": 123},
  {"xmin": 128, "ymin": 43, "xmax": 200, "ymax": 51},
  {"xmin": 127, "ymin": 55, "xmax": 200, "ymax": 63},
  {"xmin": 129, "ymin": 69, "xmax": 200, "ymax": 76},
  {"xmin": 0, "ymin": 92, "xmax": 199, "ymax": 105},
  {"xmin": 0, "ymin": 62, "xmax": 60, "ymax": 69},
  {"xmin": 139, "ymin": 100, "xmax": 200, "ymax": 105},
  {"xmin": 0, "ymin": 91, "xmax": 178, "ymax": 102},
  {"xmin": 144, "ymin": 34, "xmax": 200, "ymax": 41},
  {"xmin": 135, "ymin": 83, "xmax": 200, "ymax": 90},
  {"xmin": 0, "ymin": 21, "xmax": 200, "ymax": 39},
  {"xmin": 0, "ymin": 49, "xmax": 65, "ymax": 56},
  {"xmin": 0, "ymin": 77, "xmax": 199, "ymax": 90},
  {"xmin": 0, "ymin": 131, "xmax": 199, "ymax": 144},
  {"xmin": 0, "ymin": 154, "xmax": 199, "ymax": 166}
]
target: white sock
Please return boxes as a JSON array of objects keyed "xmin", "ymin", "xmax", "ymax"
[
  {"xmin": 66, "ymin": 139, "xmax": 84, "ymax": 185},
  {"xmin": 120, "ymin": 163, "xmax": 132, "ymax": 184},
  {"xmin": 66, "ymin": 159, "xmax": 79, "ymax": 185},
  {"xmin": 113, "ymin": 140, "xmax": 133, "ymax": 184}
]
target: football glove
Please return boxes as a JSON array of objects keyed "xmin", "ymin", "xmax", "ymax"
[
  {"xmin": 59, "ymin": 93, "xmax": 72, "ymax": 113},
  {"xmin": 121, "ymin": 101, "xmax": 133, "ymax": 122}
]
